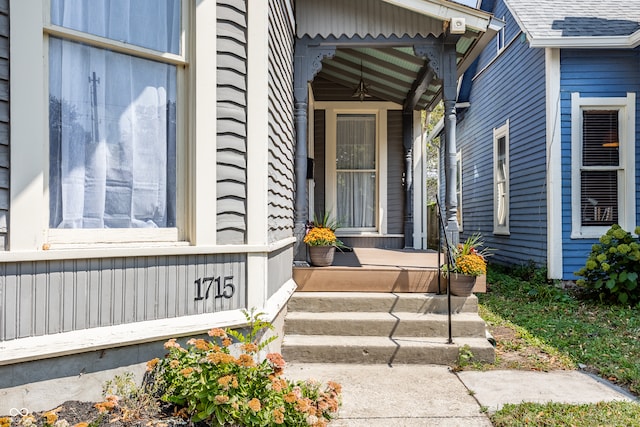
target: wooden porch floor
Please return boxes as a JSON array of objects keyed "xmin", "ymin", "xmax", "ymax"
[{"xmin": 293, "ymin": 248, "xmax": 486, "ymax": 293}]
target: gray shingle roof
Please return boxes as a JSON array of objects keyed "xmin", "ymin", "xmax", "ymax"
[{"xmin": 504, "ymin": 0, "xmax": 640, "ymax": 46}]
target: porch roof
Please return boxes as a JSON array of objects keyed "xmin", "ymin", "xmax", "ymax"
[{"xmin": 296, "ymin": 0, "xmax": 503, "ymax": 110}]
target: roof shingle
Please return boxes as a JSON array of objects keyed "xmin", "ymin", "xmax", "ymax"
[{"xmin": 504, "ymin": 0, "xmax": 640, "ymax": 42}]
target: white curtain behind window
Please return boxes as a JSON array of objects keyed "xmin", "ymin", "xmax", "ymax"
[
  {"xmin": 336, "ymin": 115, "xmax": 376, "ymax": 228},
  {"xmin": 49, "ymin": 0, "xmax": 179, "ymax": 229}
]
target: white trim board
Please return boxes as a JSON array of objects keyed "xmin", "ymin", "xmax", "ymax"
[{"xmin": 545, "ymin": 48, "xmax": 563, "ymax": 279}]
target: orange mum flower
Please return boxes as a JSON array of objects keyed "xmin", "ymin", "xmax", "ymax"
[
  {"xmin": 266, "ymin": 353, "xmax": 286, "ymax": 369},
  {"xmin": 327, "ymin": 381, "xmax": 342, "ymax": 394},
  {"xmin": 43, "ymin": 411, "xmax": 58, "ymax": 425},
  {"xmin": 218, "ymin": 374, "xmax": 238, "ymax": 390},
  {"xmin": 273, "ymin": 408, "xmax": 285, "ymax": 424},
  {"xmin": 188, "ymin": 338, "xmax": 210, "ymax": 351},
  {"xmin": 237, "ymin": 354, "xmax": 256, "ymax": 367},
  {"xmin": 180, "ymin": 367, "xmax": 194, "ymax": 377},
  {"xmin": 208, "ymin": 328, "xmax": 227, "ymax": 338},
  {"xmin": 215, "ymin": 395, "xmax": 230, "ymax": 404},
  {"xmin": 284, "ymin": 392, "xmax": 297, "ymax": 404},
  {"xmin": 241, "ymin": 342, "xmax": 258, "ymax": 354},
  {"xmin": 164, "ymin": 338, "xmax": 181, "ymax": 349},
  {"xmin": 248, "ymin": 398, "xmax": 261, "ymax": 412},
  {"xmin": 207, "ymin": 352, "xmax": 236, "ymax": 365},
  {"xmin": 146, "ymin": 358, "xmax": 160, "ymax": 372},
  {"xmin": 270, "ymin": 377, "xmax": 287, "ymax": 392}
]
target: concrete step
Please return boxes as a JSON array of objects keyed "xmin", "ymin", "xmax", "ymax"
[
  {"xmin": 281, "ymin": 335, "xmax": 495, "ymax": 365},
  {"xmin": 285, "ymin": 311, "xmax": 487, "ymax": 338},
  {"xmin": 287, "ymin": 292, "xmax": 478, "ymax": 314}
]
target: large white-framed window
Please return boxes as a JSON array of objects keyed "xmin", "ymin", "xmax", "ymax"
[
  {"xmin": 10, "ymin": 0, "xmax": 217, "ymax": 250},
  {"xmin": 493, "ymin": 120, "xmax": 510, "ymax": 235},
  {"xmin": 571, "ymin": 93, "xmax": 636, "ymax": 238}
]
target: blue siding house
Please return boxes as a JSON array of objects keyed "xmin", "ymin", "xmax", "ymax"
[{"xmin": 453, "ymin": 0, "xmax": 639, "ymax": 280}]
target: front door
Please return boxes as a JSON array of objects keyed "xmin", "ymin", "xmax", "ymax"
[{"xmin": 335, "ymin": 113, "xmax": 377, "ymax": 230}]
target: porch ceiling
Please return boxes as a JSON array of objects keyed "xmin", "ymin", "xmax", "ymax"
[
  {"xmin": 311, "ymin": 34, "xmax": 481, "ymax": 110},
  {"xmin": 299, "ymin": 0, "xmax": 504, "ymax": 111}
]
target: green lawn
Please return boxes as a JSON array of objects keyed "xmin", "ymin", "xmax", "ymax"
[{"xmin": 478, "ymin": 265, "xmax": 640, "ymax": 426}]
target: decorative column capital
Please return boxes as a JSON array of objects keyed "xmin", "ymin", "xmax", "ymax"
[
  {"xmin": 294, "ymin": 40, "xmax": 336, "ymax": 103},
  {"xmin": 414, "ymin": 44, "xmax": 442, "ymax": 80}
]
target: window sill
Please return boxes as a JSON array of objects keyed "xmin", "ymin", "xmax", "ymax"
[{"xmin": 0, "ymin": 237, "xmax": 297, "ymax": 263}]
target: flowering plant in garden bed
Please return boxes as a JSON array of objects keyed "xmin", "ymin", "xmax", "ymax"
[
  {"xmin": 575, "ymin": 224, "xmax": 640, "ymax": 305},
  {"xmin": 148, "ymin": 309, "xmax": 342, "ymax": 426},
  {"xmin": 0, "ymin": 310, "xmax": 342, "ymax": 427},
  {"xmin": 443, "ymin": 233, "xmax": 492, "ymax": 277}
]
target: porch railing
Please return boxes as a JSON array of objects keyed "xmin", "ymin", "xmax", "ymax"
[{"xmin": 435, "ymin": 196, "xmax": 455, "ymax": 345}]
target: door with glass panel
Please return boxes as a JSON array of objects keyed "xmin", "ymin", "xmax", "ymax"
[{"xmin": 335, "ymin": 114, "xmax": 377, "ymax": 230}]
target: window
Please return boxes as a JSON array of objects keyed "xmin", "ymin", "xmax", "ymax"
[
  {"xmin": 571, "ymin": 93, "xmax": 636, "ymax": 238},
  {"xmin": 493, "ymin": 121, "xmax": 509, "ymax": 235},
  {"xmin": 49, "ymin": 1, "xmax": 180, "ymax": 232},
  {"xmin": 496, "ymin": 16, "xmax": 506, "ymax": 52},
  {"xmin": 10, "ymin": 1, "xmax": 208, "ymax": 249},
  {"xmin": 456, "ymin": 150, "xmax": 463, "ymax": 231},
  {"xmin": 335, "ymin": 114, "xmax": 377, "ymax": 229}
]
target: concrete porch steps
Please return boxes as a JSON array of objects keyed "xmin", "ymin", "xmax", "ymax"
[
  {"xmin": 285, "ymin": 311, "xmax": 488, "ymax": 337},
  {"xmin": 282, "ymin": 292, "xmax": 495, "ymax": 365}
]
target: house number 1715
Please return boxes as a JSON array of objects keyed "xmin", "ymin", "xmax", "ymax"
[{"xmin": 194, "ymin": 276, "xmax": 235, "ymax": 300}]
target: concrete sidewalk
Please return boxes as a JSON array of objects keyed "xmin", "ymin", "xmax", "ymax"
[{"xmin": 284, "ymin": 363, "xmax": 637, "ymax": 426}]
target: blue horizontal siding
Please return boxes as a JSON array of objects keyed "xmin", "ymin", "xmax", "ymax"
[
  {"xmin": 453, "ymin": 0, "xmax": 548, "ymax": 269},
  {"xmin": 559, "ymin": 48, "xmax": 640, "ymax": 279}
]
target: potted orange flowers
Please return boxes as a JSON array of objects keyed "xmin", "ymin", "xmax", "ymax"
[
  {"xmin": 304, "ymin": 214, "xmax": 345, "ymax": 267},
  {"xmin": 443, "ymin": 233, "xmax": 491, "ymax": 296}
]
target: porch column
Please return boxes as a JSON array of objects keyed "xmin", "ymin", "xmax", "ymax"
[
  {"xmin": 293, "ymin": 99, "xmax": 308, "ymax": 260},
  {"xmin": 293, "ymin": 40, "xmax": 335, "ymax": 260},
  {"xmin": 402, "ymin": 111, "xmax": 414, "ymax": 249},
  {"xmin": 442, "ymin": 40, "xmax": 459, "ymax": 246}
]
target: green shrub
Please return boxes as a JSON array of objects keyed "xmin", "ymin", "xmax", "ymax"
[
  {"xmin": 147, "ymin": 310, "xmax": 342, "ymax": 426},
  {"xmin": 575, "ymin": 224, "xmax": 640, "ymax": 305}
]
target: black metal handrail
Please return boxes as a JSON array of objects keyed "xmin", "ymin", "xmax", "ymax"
[{"xmin": 435, "ymin": 195, "xmax": 455, "ymax": 344}]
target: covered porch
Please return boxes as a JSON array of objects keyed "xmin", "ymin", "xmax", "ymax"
[
  {"xmin": 292, "ymin": 0, "xmax": 504, "ymax": 262},
  {"xmin": 293, "ymin": 247, "xmax": 486, "ymax": 293}
]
